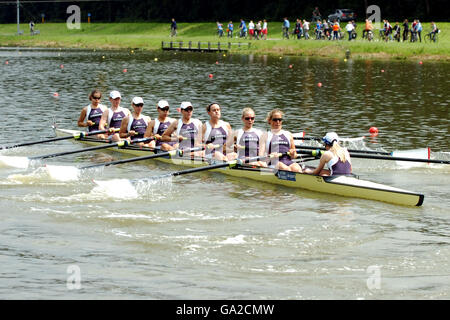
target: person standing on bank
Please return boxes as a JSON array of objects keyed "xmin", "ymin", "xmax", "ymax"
[
  {"xmin": 303, "ymin": 132, "xmax": 352, "ymax": 176},
  {"xmin": 119, "ymin": 97, "xmax": 151, "ymax": 146},
  {"xmin": 78, "ymin": 89, "xmax": 107, "ymax": 138},
  {"xmin": 99, "ymin": 90, "xmax": 131, "ymax": 142}
]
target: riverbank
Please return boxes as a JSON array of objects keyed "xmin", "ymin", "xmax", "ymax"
[{"xmin": 0, "ymin": 22, "xmax": 448, "ymax": 61}]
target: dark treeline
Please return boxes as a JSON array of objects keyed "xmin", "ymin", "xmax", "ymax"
[{"xmin": 0, "ymin": 0, "xmax": 447, "ymax": 24}]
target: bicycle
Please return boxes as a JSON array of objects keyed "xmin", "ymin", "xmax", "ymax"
[{"xmin": 424, "ymin": 31, "xmax": 439, "ymax": 43}]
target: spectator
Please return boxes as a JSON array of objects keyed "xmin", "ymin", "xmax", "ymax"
[
  {"xmin": 217, "ymin": 21, "xmax": 224, "ymax": 37},
  {"xmin": 363, "ymin": 19, "xmax": 373, "ymax": 39},
  {"xmin": 430, "ymin": 21, "xmax": 439, "ymax": 41},
  {"xmin": 248, "ymin": 20, "xmax": 255, "ymax": 40},
  {"xmin": 282, "ymin": 17, "xmax": 290, "ymax": 39},
  {"xmin": 303, "ymin": 19, "xmax": 310, "ymax": 39},
  {"xmin": 29, "ymin": 21, "xmax": 35, "ymax": 34},
  {"xmin": 312, "ymin": 7, "xmax": 321, "ymax": 22},
  {"xmin": 345, "ymin": 21, "xmax": 354, "ymax": 41},
  {"xmin": 416, "ymin": 20, "xmax": 422, "ymax": 42},
  {"xmin": 170, "ymin": 18, "xmax": 177, "ymax": 37},
  {"xmin": 332, "ymin": 21, "xmax": 340, "ymax": 40},
  {"xmin": 262, "ymin": 19, "xmax": 268, "ymax": 40},
  {"xmin": 323, "ymin": 19, "xmax": 330, "ymax": 39},
  {"xmin": 402, "ymin": 19, "xmax": 409, "ymax": 41},
  {"xmin": 239, "ymin": 19, "xmax": 248, "ymax": 38},
  {"xmin": 294, "ymin": 19, "xmax": 303, "ymax": 39},
  {"xmin": 255, "ymin": 21, "xmax": 262, "ymax": 40},
  {"xmin": 384, "ymin": 20, "xmax": 393, "ymax": 41},
  {"xmin": 410, "ymin": 19, "xmax": 417, "ymax": 42},
  {"xmin": 315, "ymin": 19, "xmax": 323, "ymax": 39},
  {"xmin": 227, "ymin": 21, "xmax": 234, "ymax": 38},
  {"xmin": 393, "ymin": 22, "xmax": 401, "ymax": 41}
]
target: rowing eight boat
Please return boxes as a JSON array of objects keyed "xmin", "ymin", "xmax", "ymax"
[{"xmin": 53, "ymin": 128, "xmax": 425, "ymax": 207}]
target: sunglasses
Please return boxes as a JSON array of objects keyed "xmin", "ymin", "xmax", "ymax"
[
  {"xmin": 159, "ymin": 107, "xmax": 170, "ymax": 111},
  {"xmin": 244, "ymin": 117, "xmax": 255, "ymax": 120},
  {"xmin": 134, "ymin": 103, "xmax": 144, "ymax": 107},
  {"xmin": 92, "ymin": 96, "xmax": 101, "ymax": 100},
  {"xmin": 183, "ymin": 107, "xmax": 194, "ymax": 112},
  {"xmin": 272, "ymin": 118, "xmax": 283, "ymax": 122}
]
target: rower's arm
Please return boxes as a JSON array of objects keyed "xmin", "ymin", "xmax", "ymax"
[
  {"xmin": 98, "ymin": 110, "xmax": 109, "ymax": 130},
  {"xmin": 119, "ymin": 117, "xmax": 129, "ymax": 138},
  {"xmin": 305, "ymin": 152, "xmax": 331, "ymax": 175},
  {"xmin": 144, "ymin": 120, "xmax": 155, "ymax": 138},
  {"xmin": 161, "ymin": 120, "xmax": 177, "ymax": 142},
  {"xmin": 77, "ymin": 107, "xmax": 89, "ymax": 127},
  {"xmin": 259, "ymin": 133, "xmax": 267, "ymax": 157}
]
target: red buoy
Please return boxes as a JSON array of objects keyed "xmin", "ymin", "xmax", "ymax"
[
  {"xmin": 123, "ymin": 68, "xmax": 127, "ymax": 73},
  {"xmin": 209, "ymin": 73, "xmax": 213, "ymax": 78},
  {"xmin": 317, "ymin": 82, "xmax": 322, "ymax": 87},
  {"xmin": 369, "ymin": 127, "xmax": 379, "ymax": 134}
]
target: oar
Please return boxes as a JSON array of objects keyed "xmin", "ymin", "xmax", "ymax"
[
  {"xmin": 80, "ymin": 146, "xmax": 204, "ymax": 170},
  {"xmin": 0, "ymin": 137, "xmax": 152, "ymax": 169},
  {"xmin": 296, "ymin": 149, "xmax": 450, "ymax": 164},
  {"xmin": 297, "ymin": 145, "xmax": 394, "ymax": 156},
  {"xmin": 0, "ymin": 129, "xmax": 117, "ymax": 150},
  {"xmin": 133, "ymin": 153, "xmax": 283, "ymax": 182}
]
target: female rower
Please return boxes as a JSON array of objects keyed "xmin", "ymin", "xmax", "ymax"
[
  {"xmin": 119, "ymin": 97, "xmax": 151, "ymax": 146},
  {"xmin": 99, "ymin": 90, "xmax": 131, "ymax": 142},
  {"xmin": 161, "ymin": 102, "xmax": 203, "ymax": 156},
  {"xmin": 259, "ymin": 109, "xmax": 302, "ymax": 172},
  {"xmin": 303, "ymin": 132, "xmax": 352, "ymax": 176},
  {"xmin": 144, "ymin": 100, "xmax": 177, "ymax": 150},
  {"xmin": 202, "ymin": 103, "xmax": 237, "ymax": 161},
  {"xmin": 228, "ymin": 107, "xmax": 266, "ymax": 166},
  {"xmin": 77, "ymin": 89, "xmax": 107, "ymax": 137}
]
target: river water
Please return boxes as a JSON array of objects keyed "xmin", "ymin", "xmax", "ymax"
[{"xmin": 0, "ymin": 48, "xmax": 449, "ymax": 300}]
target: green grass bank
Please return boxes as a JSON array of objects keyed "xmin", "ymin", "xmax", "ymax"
[{"xmin": 0, "ymin": 22, "xmax": 448, "ymax": 61}]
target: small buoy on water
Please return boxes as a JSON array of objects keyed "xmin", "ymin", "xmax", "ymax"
[
  {"xmin": 419, "ymin": 61, "xmax": 423, "ymax": 65},
  {"xmin": 53, "ymin": 92, "xmax": 59, "ymax": 98},
  {"xmin": 369, "ymin": 127, "xmax": 379, "ymax": 135},
  {"xmin": 223, "ymin": 54, "xmax": 226, "ymax": 57},
  {"xmin": 60, "ymin": 64, "xmax": 64, "ymax": 69},
  {"xmin": 289, "ymin": 64, "xmax": 293, "ymax": 69},
  {"xmin": 154, "ymin": 58, "xmax": 158, "ymax": 62},
  {"xmin": 131, "ymin": 50, "xmax": 134, "ymax": 54},
  {"xmin": 381, "ymin": 69, "xmax": 385, "ymax": 73},
  {"xmin": 5, "ymin": 61, "xmax": 8, "ymax": 65},
  {"xmin": 123, "ymin": 68, "xmax": 127, "ymax": 73},
  {"xmin": 317, "ymin": 82, "xmax": 323, "ymax": 87},
  {"xmin": 344, "ymin": 58, "xmax": 347, "ymax": 62},
  {"xmin": 102, "ymin": 56, "xmax": 105, "ymax": 59},
  {"xmin": 216, "ymin": 61, "xmax": 219, "ymax": 65},
  {"xmin": 208, "ymin": 73, "xmax": 213, "ymax": 79}
]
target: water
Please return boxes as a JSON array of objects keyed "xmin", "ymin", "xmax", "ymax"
[{"xmin": 0, "ymin": 48, "xmax": 449, "ymax": 300}]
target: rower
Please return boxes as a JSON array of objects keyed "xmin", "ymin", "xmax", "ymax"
[
  {"xmin": 98, "ymin": 90, "xmax": 131, "ymax": 142},
  {"xmin": 119, "ymin": 97, "xmax": 151, "ymax": 147},
  {"xmin": 77, "ymin": 89, "xmax": 107, "ymax": 138},
  {"xmin": 228, "ymin": 107, "xmax": 266, "ymax": 166},
  {"xmin": 259, "ymin": 109, "xmax": 302, "ymax": 172},
  {"xmin": 304, "ymin": 132, "xmax": 352, "ymax": 176},
  {"xmin": 203, "ymin": 103, "xmax": 237, "ymax": 161},
  {"xmin": 144, "ymin": 100, "xmax": 177, "ymax": 150},
  {"xmin": 161, "ymin": 101, "xmax": 203, "ymax": 156}
]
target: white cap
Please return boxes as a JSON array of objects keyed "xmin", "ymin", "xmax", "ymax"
[
  {"xmin": 132, "ymin": 97, "xmax": 144, "ymax": 105},
  {"xmin": 109, "ymin": 90, "xmax": 121, "ymax": 99},
  {"xmin": 180, "ymin": 101, "xmax": 193, "ymax": 110},
  {"xmin": 322, "ymin": 132, "xmax": 339, "ymax": 145},
  {"xmin": 157, "ymin": 100, "xmax": 169, "ymax": 108}
]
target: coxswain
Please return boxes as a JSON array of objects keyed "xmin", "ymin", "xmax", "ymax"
[{"xmin": 304, "ymin": 132, "xmax": 352, "ymax": 176}]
